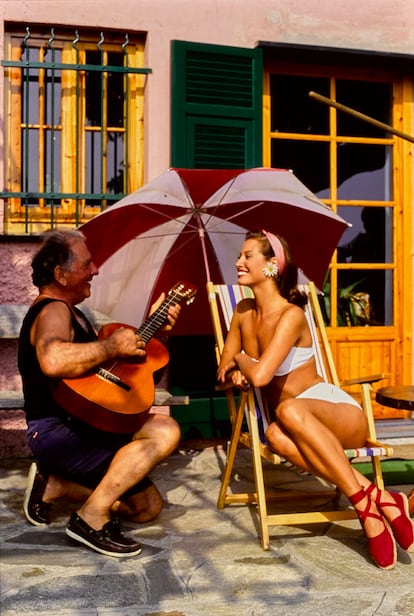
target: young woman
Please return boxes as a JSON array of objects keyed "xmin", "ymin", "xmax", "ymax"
[{"xmin": 217, "ymin": 229, "xmax": 413, "ymax": 569}]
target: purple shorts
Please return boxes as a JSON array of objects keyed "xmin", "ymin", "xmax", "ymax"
[{"xmin": 27, "ymin": 415, "xmax": 152, "ymax": 497}]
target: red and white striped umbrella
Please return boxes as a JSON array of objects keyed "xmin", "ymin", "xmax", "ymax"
[{"xmin": 81, "ymin": 167, "xmax": 349, "ymax": 335}]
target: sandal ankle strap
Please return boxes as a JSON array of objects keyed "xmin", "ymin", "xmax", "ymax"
[{"xmin": 348, "ymin": 488, "xmax": 366, "ymax": 507}]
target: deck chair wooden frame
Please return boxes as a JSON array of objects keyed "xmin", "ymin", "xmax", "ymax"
[{"xmin": 207, "ymin": 280, "xmax": 394, "ymax": 550}]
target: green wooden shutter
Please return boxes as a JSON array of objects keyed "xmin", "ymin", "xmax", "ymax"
[{"xmin": 171, "ymin": 40, "xmax": 262, "ymax": 168}]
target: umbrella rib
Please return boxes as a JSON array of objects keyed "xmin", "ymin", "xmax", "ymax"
[
  {"xmin": 118, "ymin": 202, "xmax": 207, "ymax": 240},
  {"xmin": 132, "ymin": 227, "xmax": 202, "ymax": 260},
  {"xmin": 197, "ymin": 176, "xmax": 238, "ymax": 226},
  {"xmin": 203, "ymin": 201, "xmax": 267, "ymax": 227},
  {"xmin": 202, "ymin": 196, "xmax": 341, "ymax": 230},
  {"xmin": 125, "ymin": 202, "xmax": 189, "ymax": 223}
]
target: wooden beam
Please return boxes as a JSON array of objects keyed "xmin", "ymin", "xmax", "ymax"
[{"xmin": 309, "ymin": 91, "xmax": 414, "ymax": 144}]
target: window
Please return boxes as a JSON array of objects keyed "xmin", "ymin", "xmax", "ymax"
[
  {"xmin": 2, "ymin": 27, "xmax": 148, "ymax": 234},
  {"xmin": 262, "ymin": 44, "xmax": 414, "ymax": 402},
  {"xmin": 266, "ymin": 69, "xmax": 399, "ymax": 327}
]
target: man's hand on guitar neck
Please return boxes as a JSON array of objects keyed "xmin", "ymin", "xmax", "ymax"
[{"xmin": 149, "ymin": 292, "xmax": 181, "ymax": 334}]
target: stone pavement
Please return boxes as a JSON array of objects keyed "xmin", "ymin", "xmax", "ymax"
[{"xmin": 1, "ymin": 445, "xmax": 414, "ymax": 616}]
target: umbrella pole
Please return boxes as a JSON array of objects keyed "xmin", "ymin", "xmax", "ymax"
[{"xmin": 198, "ymin": 226, "xmax": 212, "ymax": 282}]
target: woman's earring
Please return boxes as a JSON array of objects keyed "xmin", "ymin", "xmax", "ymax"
[{"xmin": 263, "ymin": 261, "xmax": 279, "ymax": 278}]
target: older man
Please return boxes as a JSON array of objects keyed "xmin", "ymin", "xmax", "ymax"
[{"xmin": 19, "ymin": 229, "xmax": 181, "ymax": 557}]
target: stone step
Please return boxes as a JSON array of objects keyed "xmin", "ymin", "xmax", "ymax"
[{"xmin": 376, "ymin": 417, "xmax": 414, "ymax": 444}]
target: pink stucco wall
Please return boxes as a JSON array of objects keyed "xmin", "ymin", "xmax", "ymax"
[
  {"xmin": 0, "ymin": 241, "xmax": 37, "ymax": 457},
  {"xmin": 0, "ymin": 242, "xmax": 37, "ymax": 391},
  {"xmin": 0, "ymin": 243, "xmax": 37, "ymax": 304}
]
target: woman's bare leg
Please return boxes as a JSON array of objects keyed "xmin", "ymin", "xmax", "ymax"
[
  {"xmin": 266, "ymin": 415, "xmax": 405, "ymax": 533},
  {"xmin": 264, "ymin": 398, "xmax": 387, "ymax": 540}
]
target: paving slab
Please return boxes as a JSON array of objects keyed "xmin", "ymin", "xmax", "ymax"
[{"xmin": 0, "ymin": 446, "xmax": 413, "ymax": 616}]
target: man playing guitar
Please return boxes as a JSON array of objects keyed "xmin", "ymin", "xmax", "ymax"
[{"xmin": 19, "ymin": 229, "xmax": 182, "ymax": 557}]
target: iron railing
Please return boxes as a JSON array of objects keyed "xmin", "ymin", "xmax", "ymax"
[{"xmin": 1, "ymin": 28, "xmax": 151, "ymax": 232}]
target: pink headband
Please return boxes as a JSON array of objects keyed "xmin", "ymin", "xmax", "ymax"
[{"xmin": 262, "ymin": 230, "xmax": 286, "ymax": 275}]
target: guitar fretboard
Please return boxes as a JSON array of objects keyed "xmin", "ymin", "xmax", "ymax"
[{"xmin": 137, "ymin": 292, "xmax": 180, "ymax": 343}]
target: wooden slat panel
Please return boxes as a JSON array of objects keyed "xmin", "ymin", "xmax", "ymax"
[
  {"xmin": 333, "ymin": 338, "xmax": 409, "ymax": 418},
  {"xmin": 337, "ymin": 339, "xmax": 393, "ymax": 381}
]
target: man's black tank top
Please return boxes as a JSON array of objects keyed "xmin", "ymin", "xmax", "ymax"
[{"xmin": 18, "ymin": 298, "xmax": 97, "ymax": 421}]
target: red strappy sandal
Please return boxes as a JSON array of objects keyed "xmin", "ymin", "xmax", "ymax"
[
  {"xmin": 349, "ymin": 488, "xmax": 396, "ymax": 570},
  {"xmin": 365, "ymin": 483, "xmax": 414, "ymax": 552}
]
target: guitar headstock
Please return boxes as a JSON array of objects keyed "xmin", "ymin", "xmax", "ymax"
[{"xmin": 169, "ymin": 281, "xmax": 197, "ymax": 305}]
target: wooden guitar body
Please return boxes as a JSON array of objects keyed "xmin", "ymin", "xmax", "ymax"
[
  {"xmin": 53, "ymin": 324, "xmax": 169, "ymax": 433},
  {"xmin": 51, "ymin": 281, "xmax": 197, "ymax": 434}
]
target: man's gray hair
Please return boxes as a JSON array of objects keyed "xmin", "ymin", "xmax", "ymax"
[{"xmin": 31, "ymin": 229, "xmax": 86, "ymax": 288}]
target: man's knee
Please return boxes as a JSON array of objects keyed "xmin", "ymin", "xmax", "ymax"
[{"xmin": 148, "ymin": 414, "xmax": 181, "ymax": 454}]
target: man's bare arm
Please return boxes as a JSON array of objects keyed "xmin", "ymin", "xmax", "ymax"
[{"xmin": 32, "ymin": 302, "xmax": 146, "ymax": 378}]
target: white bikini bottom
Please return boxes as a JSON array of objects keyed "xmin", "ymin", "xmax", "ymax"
[{"xmin": 296, "ymin": 382, "xmax": 362, "ymax": 409}]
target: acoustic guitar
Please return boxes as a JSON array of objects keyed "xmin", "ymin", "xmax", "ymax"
[{"xmin": 52, "ymin": 281, "xmax": 197, "ymax": 434}]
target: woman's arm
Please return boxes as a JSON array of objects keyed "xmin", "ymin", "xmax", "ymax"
[
  {"xmin": 234, "ymin": 305, "xmax": 307, "ymax": 388},
  {"xmin": 217, "ymin": 305, "xmax": 244, "ymax": 384}
]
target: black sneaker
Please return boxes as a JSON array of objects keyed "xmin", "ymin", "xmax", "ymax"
[
  {"xmin": 23, "ymin": 462, "xmax": 52, "ymax": 526},
  {"xmin": 66, "ymin": 512, "xmax": 142, "ymax": 558}
]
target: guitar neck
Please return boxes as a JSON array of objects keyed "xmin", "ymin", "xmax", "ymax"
[{"xmin": 136, "ymin": 294, "xmax": 177, "ymax": 344}]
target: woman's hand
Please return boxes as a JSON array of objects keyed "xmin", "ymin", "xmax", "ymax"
[
  {"xmin": 228, "ymin": 369, "xmax": 249, "ymax": 390},
  {"xmin": 217, "ymin": 360, "xmax": 249, "ymax": 390},
  {"xmin": 217, "ymin": 360, "xmax": 237, "ymax": 384}
]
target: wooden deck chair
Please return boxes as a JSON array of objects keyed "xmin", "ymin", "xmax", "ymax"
[{"xmin": 206, "ymin": 280, "xmax": 394, "ymax": 550}]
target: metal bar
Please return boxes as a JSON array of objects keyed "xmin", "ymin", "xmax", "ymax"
[
  {"xmin": 22, "ymin": 29, "xmax": 31, "ymax": 233},
  {"xmin": 2, "ymin": 60, "xmax": 151, "ymax": 74},
  {"xmin": 98, "ymin": 33, "xmax": 105, "ymax": 209},
  {"xmin": 38, "ymin": 47, "xmax": 45, "ymax": 211},
  {"xmin": 73, "ymin": 31, "xmax": 81, "ymax": 226},
  {"xmin": 47, "ymin": 30, "xmax": 56, "ymax": 227},
  {"xmin": 309, "ymin": 90, "xmax": 414, "ymax": 144},
  {"xmin": 122, "ymin": 34, "xmax": 129, "ymax": 194},
  {"xmin": 0, "ymin": 191, "xmax": 124, "ymax": 200}
]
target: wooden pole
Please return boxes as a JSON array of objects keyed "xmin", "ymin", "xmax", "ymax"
[{"xmin": 308, "ymin": 90, "xmax": 414, "ymax": 144}]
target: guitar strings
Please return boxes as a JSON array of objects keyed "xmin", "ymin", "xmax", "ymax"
[{"xmin": 138, "ymin": 291, "xmax": 182, "ymax": 342}]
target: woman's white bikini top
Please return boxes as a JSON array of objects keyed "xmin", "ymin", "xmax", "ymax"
[
  {"xmin": 274, "ymin": 346, "xmax": 314, "ymax": 376},
  {"xmin": 243, "ymin": 345, "xmax": 314, "ymax": 377}
]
